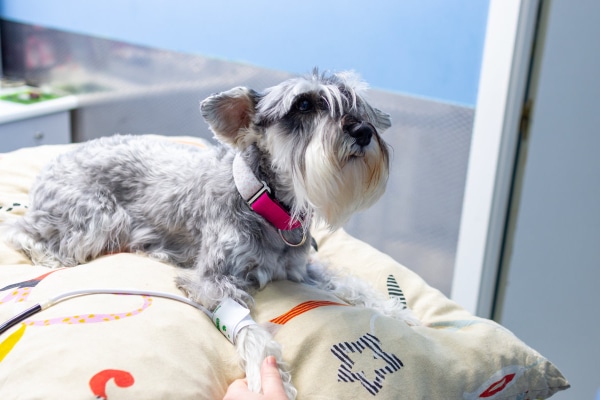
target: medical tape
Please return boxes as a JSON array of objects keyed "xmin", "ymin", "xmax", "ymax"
[{"xmin": 211, "ymin": 298, "xmax": 257, "ymax": 344}]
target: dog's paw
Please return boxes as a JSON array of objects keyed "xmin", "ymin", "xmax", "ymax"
[
  {"xmin": 6, "ymin": 231, "xmax": 69, "ymax": 268},
  {"xmin": 237, "ymin": 325, "xmax": 297, "ymax": 399},
  {"xmin": 246, "ymin": 358, "xmax": 297, "ymax": 400},
  {"xmin": 379, "ymin": 298, "xmax": 421, "ymax": 326},
  {"xmin": 281, "ymin": 371, "xmax": 297, "ymax": 400},
  {"xmin": 399, "ymin": 307, "xmax": 421, "ymax": 326},
  {"xmin": 245, "ymin": 359, "xmax": 262, "ymax": 393},
  {"xmin": 174, "ymin": 275, "xmax": 202, "ymax": 304}
]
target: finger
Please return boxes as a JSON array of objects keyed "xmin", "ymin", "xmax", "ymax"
[
  {"xmin": 222, "ymin": 378, "xmax": 250, "ymax": 400},
  {"xmin": 260, "ymin": 356, "xmax": 287, "ymax": 397}
]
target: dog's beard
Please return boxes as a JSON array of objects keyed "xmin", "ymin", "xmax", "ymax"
[
  {"xmin": 264, "ymin": 120, "xmax": 385, "ymax": 230},
  {"xmin": 264, "ymin": 120, "xmax": 389, "ymax": 229},
  {"xmin": 303, "ymin": 130, "xmax": 389, "ymax": 228}
]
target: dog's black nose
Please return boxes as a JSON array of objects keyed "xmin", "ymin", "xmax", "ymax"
[{"xmin": 343, "ymin": 117, "xmax": 375, "ymax": 147}]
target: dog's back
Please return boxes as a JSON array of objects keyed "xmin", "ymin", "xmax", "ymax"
[{"xmin": 8, "ymin": 135, "xmax": 234, "ymax": 268}]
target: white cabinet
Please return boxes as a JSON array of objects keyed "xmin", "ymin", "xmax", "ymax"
[
  {"xmin": 0, "ymin": 88, "xmax": 77, "ymax": 153},
  {"xmin": 0, "ymin": 111, "xmax": 71, "ymax": 153}
]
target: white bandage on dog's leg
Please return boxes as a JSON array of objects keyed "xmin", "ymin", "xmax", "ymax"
[{"xmin": 212, "ymin": 298, "xmax": 257, "ymax": 344}]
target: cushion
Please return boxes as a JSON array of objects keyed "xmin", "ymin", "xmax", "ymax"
[{"xmin": 0, "ymin": 137, "xmax": 569, "ymax": 399}]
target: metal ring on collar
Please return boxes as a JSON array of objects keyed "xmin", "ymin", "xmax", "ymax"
[{"xmin": 278, "ymin": 227, "xmax": 307, "ymax": 247}]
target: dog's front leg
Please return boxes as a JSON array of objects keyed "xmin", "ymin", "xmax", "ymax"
[
  {"xmin": 235, "ymin": 324, "xmax": 297, "ymax": 399},
  {"xmin": 176, "ymin": 274, "xmax": 297, "ymax": 399},
  {"xmin": 306, "ymin": 261, "xmax": 420, "ymax": 326}
]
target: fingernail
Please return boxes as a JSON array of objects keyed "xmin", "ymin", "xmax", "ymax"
[{"xmin": 265, "ymin": 356, "xmax": 277, "ymax": 366}]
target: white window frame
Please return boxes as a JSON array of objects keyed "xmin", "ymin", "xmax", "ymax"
[{"xmin": 450, "ymin": 0, "xmax": 541, "ymax": 318}]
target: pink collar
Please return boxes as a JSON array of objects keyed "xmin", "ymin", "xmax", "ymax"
[{"xmin": 232, "ymin": 153, "xmax": 303, "ymax": 231}]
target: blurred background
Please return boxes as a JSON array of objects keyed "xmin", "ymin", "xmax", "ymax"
[{"xmin": 0, "ymin": 0, "xmax": 489, "ymax": 296}]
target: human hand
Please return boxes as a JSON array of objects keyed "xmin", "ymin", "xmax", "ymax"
[{"xmin": 223, "ymin": 356, "xmax": 288, "ymax": 400}]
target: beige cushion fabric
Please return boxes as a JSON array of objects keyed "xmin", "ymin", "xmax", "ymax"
[{"xmin": 0, "ymin": 137, "xmax": 569, "ymax": 399}]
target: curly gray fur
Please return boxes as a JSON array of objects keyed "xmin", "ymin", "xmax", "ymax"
[{"xmin": 6, "ymin": 70, "xmax": 419, "ymax": 399}]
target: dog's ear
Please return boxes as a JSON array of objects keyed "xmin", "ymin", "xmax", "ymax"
[
  {"xmin": 200, "ymin": 87, "xmax": 259, "ymax": 147},
  {"xmin": 371, "ymin": 107, "xmax": 392, "ymax": 133}
]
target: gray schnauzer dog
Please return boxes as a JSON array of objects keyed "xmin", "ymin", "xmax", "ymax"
[{"xmin": 7, "ymin": 70, "xmax": 417, "ymax": 399}]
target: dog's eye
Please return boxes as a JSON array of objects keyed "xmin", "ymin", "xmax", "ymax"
[{"xmin": 296, "ymin": 98, "xmax": 314, "ymax": 113}]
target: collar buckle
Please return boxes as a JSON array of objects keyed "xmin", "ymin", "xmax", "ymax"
[{"xmin": 247, "ymin": 181, "xmax": 271, "ymax": 206}]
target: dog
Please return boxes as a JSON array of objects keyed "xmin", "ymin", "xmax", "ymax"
[{"xmin": 7, "ymin": 70, "xmax": 418, "ymax": 399}]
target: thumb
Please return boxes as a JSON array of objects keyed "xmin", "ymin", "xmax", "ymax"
[{"xmin": 260, "ymin": 356, "xmax": 287, "ymax": 397}]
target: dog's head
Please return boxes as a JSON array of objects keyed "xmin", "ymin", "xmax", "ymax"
[{"xmin": 200, "ymin": 70, "xmax": 391, "ymax": 228}]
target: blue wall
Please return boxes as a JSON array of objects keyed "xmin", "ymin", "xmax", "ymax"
[{"xmin": 0, "ymin": 0, "xmax": 489, "ymax": 106}]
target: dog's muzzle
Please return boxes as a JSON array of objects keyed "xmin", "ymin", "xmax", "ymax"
[{"xmin": 342, "ymin": 115, "xmax": 376, "ymax": 147}]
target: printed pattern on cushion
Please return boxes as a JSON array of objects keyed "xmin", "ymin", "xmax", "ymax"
[{"xmin": 0, "ymin": 137, "xmax": 569, "ymax": 399}]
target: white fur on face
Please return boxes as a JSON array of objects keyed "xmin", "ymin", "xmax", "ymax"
[
  {"xmin": 258, "ymin": 71, "xmax": 369, "ymax": 122},
  {"xmin": 262, "ymin": 115, "xmax": 389, "ymax": 229},
  {"xmin": 251, "ymin": 72, "xmax": 391, "ymax": 229},
  {"xmin": 302, "ymin": 119, "xmax": 389, "ymax": 228}
]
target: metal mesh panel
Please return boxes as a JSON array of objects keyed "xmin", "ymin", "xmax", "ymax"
[
  {"xmin": 344, "ymin": 92, "xmax": 473, "ymax": 294},
  {"xmin": 1, "ymin": 20, "xmax": 473, "ymax": 295}
]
